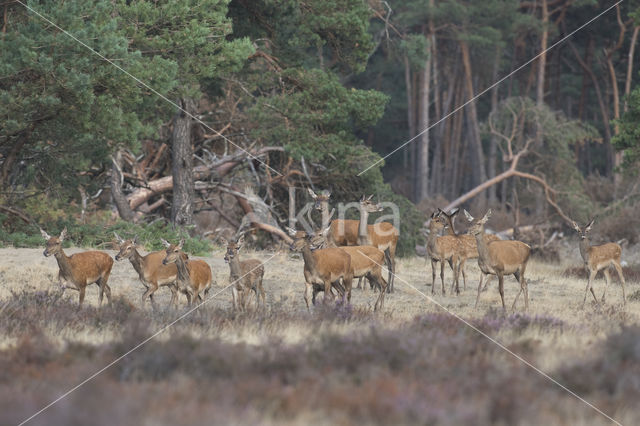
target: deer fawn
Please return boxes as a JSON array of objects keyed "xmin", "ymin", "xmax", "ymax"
[
  {"xmin": 571, "ymin": 219, "xmax": 626, "ymax": 307},
  {"xmin": 437, "ymin": 208, "xmax": 499, "ymax": 293},
  {"xmin": 223, "ymin": 235, "xmax": 266, "ymax": 311},
  {"xmin": 114, "ymin": 233, "xmax": 179, "ymax": 306},
  {"xmin": 310, "ymin": 190, "xmax": 399, "ymax": 293},
  {"xmin": 41, "ymin": 228, "xmax": 113, "ymax": 305},
  {"xmin": 287, "ymin": 227, "xmax": 353, "ymax": 311},
  {"xmin": 161, "ymin": 239, "xmax": 212, "ymax": 306},
  {"xmin": 424, "ymin": 211, "xmax": 461, "ymax": 295},
  {"xmin": 466, "ymin": 210, "xmax": 531, "ymax": 311}
]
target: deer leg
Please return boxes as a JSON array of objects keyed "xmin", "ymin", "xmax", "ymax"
[
  {"xmin": 440, "ymin": 261, "xmax": 446, "ymax": 295},
  {"xmin": 356, "ymin": 277, "xmax": 363, "ymax": 290},
  {"xmin": 430, "ymin": 259, "xmax": 438, "ymax": 294},
  {"xmin": 460, "ymin": 259, "xmax": 467, "ymax": 291},
  {"xmin": 498, "ymin": 274, "xmax": 506, "ymax": 312},
  {"xmin": 475, "ymin": 274, "xmax": 484, "ymax": 308},
  {"xmin": 384, "ymin": 250, "xmax": 394, "ymax": 293},
  {"xmin": 583, "ymin": 269, "xmax": 597, "ymax": 307},
  {"xmin": 169, "ymin": 284, "xmax": 178, "ymax": 307},
  {"xmin": 601, "ymin": 268, "xmax": 611, "ymax": 303},
  {"xmin": 482, "ymin": 275, "xmax": 493, "ymax": 292},
  {"xmin": 258, "ymin": 278, "xmax": 266, "ymax": 309},
  {"xmin": 448, "ymin": 259, "xmax": 456, "ymax": 294},
  {"xmin": 511, "ymin": 271, "xmax": 523, "ymax": 311},
  {"xmin": 231, "ymin": 287, "xmax": 239, "ymax": 311},
  {"xmin": 78, "ymin": 287, "xmax": 86, "ymax": 305},
  {"xmin": 102, "ymin": 283, "xmax": 112, "ymax": 306},
  {"xmin": 374, "ymin": 275, "xmax": 387, "ymax": 311},
  {"xmin": 614, "ymin": 261, "xmax": 626, "ymax": 305}
]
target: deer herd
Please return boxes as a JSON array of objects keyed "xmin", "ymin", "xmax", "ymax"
[{"xmin": 38, "ymin": 190, "xmax": 628, "ymax": 313}]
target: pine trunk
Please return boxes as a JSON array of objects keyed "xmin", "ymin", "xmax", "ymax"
[{"xmin": 171, "ymin": 97, "xmax": 196, "ymax": 227}]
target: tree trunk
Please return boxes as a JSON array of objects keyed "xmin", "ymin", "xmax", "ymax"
[
  {"xmin": 535, "ymin": 0, "xmax": 548, "ymax": 147},
  {"xmin": 403, "ymin": 53, "xmax": 415, "ymax": 171},
  {"xmin": 415, "ymin": 26, "xmax": 431, "ymax": 202},
  {"xmin": 459, "ymin": 40, "xmax": 487, "ymax": 191},
  {"xmin": 488, "ymin": 46, "xmax": 501, "ymax": 204},
  {"xmin": 170, "ymin": 97, "xmax": 196, "ymax": 227},
  {"xmin": 111, "ymin": 150, "xmax": 135, "ymax": 222},
  {"xmin": 624, "ymin": 26, "xmax": 640, "ymax": 112}
]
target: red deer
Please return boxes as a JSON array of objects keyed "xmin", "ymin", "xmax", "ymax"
[
  {"xmin": 287, "ymin": 227, "xmax": 353, "ymax": 311},
  {"xmin": 466, "ymin": 210, "xmax": 531, "ymax": 311},
  {"xmin": 161, "ymin": 239, "xmax": 212, "ymax": 306},
  {"xmin": 41, "ymin": 228, "xmax": 113, "ymax": 305},
  {"xmin": 571, "ymin": 219, "xmax": 626, "ymax": 306},
  {"xmin": 424, "ymin": 211, "xmax": 461, "ymax": 295},
  {"xmin": 223, "ymin": 235, "xmax": 265, "ymax": 311},
  {"xmin": 114, "ymin": 233, "xmax": 178, "ymax": 306},
  {"xmin": 309, "ymin": 190, "xmax": 399, "ymax": 293}
]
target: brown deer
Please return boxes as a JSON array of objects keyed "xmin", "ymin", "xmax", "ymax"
[
  {"xmin": 287, "ymin": 227, "xmax": 353, "ymax": 311},
  {"xmin": 310, "ymin": 190, "xmax": 399, "ymax": 293},
  {"xmin": 424, "ymin": 211, "xmax": 461, "ymax": 295},
  {"xmin": 466, "ymin": 210, "xmax": 531, "ymax": 311},
  {"xmin": 41, "ymin": 228, "xmax": 113, "ymax": 305},
  {"xmin": 571, "ymin": 219, "xmax": 626, "ymax": 307},
  {"xmin": 223, "ymin": 235, "xmax": 266, "ymax": 311},
  {"xmin": 114, "ymin": 233, "xmax": 179, "ymax": 306},
  {"xmin": 161, "ymin": 239, "xmax": 212, "ymax": 306},
  {"xmin": 437, "ymin": 208, "xmax": 499, "ymax": 293},
  {"xmin": 313, "ymin": 227, "xmax": 389, "ymax": 310}
]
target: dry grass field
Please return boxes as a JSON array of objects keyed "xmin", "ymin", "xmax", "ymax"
[{"xmin": 1, "ymin": 242, "xmax": 640, "ymax": 425}]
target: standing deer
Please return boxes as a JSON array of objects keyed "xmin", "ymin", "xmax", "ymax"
[
  {"xmin": 161, "ymin": 239, "xmax": 212, "ymax": 306},
  {"xmin": 466, "ymin": 210, "xmax": 531, "ymax": 311},
  {"xmin": 223, "ymin": 235, "xmax": 266, "ymax": 311},
  {"xmin": 437, "ymin": 208, "xmax": 499, "ymax": 293},
  {"xmin": 309, "ymin": 190, "xmax": 398, "ymax": 293},
  {"xmin": 41, "ymin": 228, "xmax": 113, "ymax": 305},
  {"xmin": 287, "ymin": 227, "xmax": 353, "ymax": 311},
  {"xmin": 114, "ymin": 233, "xmax": 179, "ymax": 306},
  {"xmin": 571, "ymin": 219, "xmax": 626, "ymax": 307},
  {"xmin": 424, "ymin": 211, "xmax": 461, "ymax": 295}
]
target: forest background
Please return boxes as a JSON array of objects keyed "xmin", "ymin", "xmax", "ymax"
[{"xmin": 3, "ymin": 0, "xmax": 640, "ymax": 255}]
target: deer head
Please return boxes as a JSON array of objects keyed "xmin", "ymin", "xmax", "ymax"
[
  {"xmin": 571, "ymin": 219, "xmax": 595, "ymax": 240},
  {"xmin": 41, "ymin": 227, "xmax": 67, "ymax": 257},
  {"xmin": 468, "ymin": 209, "xmax": 492, "ymax": 236},
  {"xmin": 162, "ymin": 238, "xmax": 185, "ymax": 265},
  {"xmin": 223, "ymin": 235, "xmax": 245, "ymax": 263},
  {"xmin": 114, "ymin": 233, "xmax": 139, "ymax": 261}
]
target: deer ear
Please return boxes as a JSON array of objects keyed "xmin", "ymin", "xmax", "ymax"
[
  {"xmin": 367, "ymin": 194, "xmax": 374, "ymax": 201},
  {"xmin": 114, "ymin": 232, "xmax": 124, "ymax": 244},
  {"xmin": 59, "ymin": 227, "xmax": 67, "ymax": 242},
  {"xmin": 286, "ymin": 227, "xmax": 297, "ymax": 237},
  {"xmin": 307, "ymin": 188, "xmax": 317, "ymax": 199},
  {"xmin": 161, "ymin": 238, "xmax": 171, "ymax": 248},
  {"xmin": 463, "ymin": 209, "xmax": 474, "ymax": 222},
  {"xmin": 571, "ymin": 221, "xmax": 581, "ymax": 232},
  {"xmin": 450, "ymin": 207, "xmax": 459, "ymax": 216},
  {"xmin": 177, "ymin": 238, "xmax": 184, "ymax": 249},
  {"xmin": 325, "ymin": 190, "xmax": 331, "ymax": 198},
  {"xmin": 237, "ymin": 235, "xmax": 245, "ymax": 247},
  {"xmin": 220, "ymin": 237, "xmax": 228, "ymax": 246},
  {"xmin": 431, "ymin": 211, "xmax": 438, "ymax": 219},
  {"xmin": 133, "ymin": 235, "xmax": 139, "ymax": 245},
  {"xmin": 480, "ymin": 210, "xmax": 491, "ymax": 224},
  {"xmin": 40, "ymin": 229, "xmax": 51, "ymax": 240}
]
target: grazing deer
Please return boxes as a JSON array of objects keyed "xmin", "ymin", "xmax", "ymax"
[
  {"xmin": 161, "ymin": 239, "xmax": 212, "ymax": 306},
  {"xmin": 114, "ymin": 233, "xmax": 179, "ymax": 306},
  {"xmin": 310, "ymin": 190, "xmax": 399, "ymax": 293},
  {"xmin": 287, "ymin": 227, "xmax": 353, "ymax": 311},
  {"xmin": 437, "ymin": 208, "xmax": 499, "ymax": 292},
  {"xmin": 466, "ymin": 210, "xmax": 531, "ymax": 311},
  {"xmin": 571, "ymin": 219, "xmax": 626, "ymax": 307},
  {"xmin": 424, "ymin": 211, "xmax": 461, "ymax": 295},
  {"xmin": 41, "ymin": 228, "xmax": 113, "ymax": 305},
  {"xmin": 223, "ymin": 235, "xmax": 266, "ymax": 311}
]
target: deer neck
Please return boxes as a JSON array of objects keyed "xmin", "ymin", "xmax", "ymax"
[
  {"xmin": 358, "ymin": 208, "xmax": 370, "ymax": 244},
  {"xmin": 129, "ymin": 249, "xmax": 145, "ymax": 277},
  {"xmin": 320, "ymin": 200, "xmax": 331, "ymax": 229},
  {"xmin": 301, "ymin": 244, "xmax": 318, "ymax": 271},
  {"xmin": 228, "ymin": 255, "xmax": 242, "ymax": 280},
  {"xmin": 578, "ymin": 237, "xmax": 591, "ymax": 263},
  {"xmin": 426, "ymin": 223, "xmax": 440, "ymax": 251},
  {"xmin": 473, "ymin": 228, "xmax": 491, "ymax": 263},
  {"xmin": 53, "ymin": 249, "xmax": 74, "ymax": 278},
  {"xmin": 444, "ymin": 218, "xmax": 456, "ymax": 236},
  {"xmin": 174, "ymin": 255, "xmax": 191, "ymax": 282}
]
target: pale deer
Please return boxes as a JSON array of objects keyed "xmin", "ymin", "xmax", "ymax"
[
  {"xmin": 310, "ymin": 190, "xmax": 399, "ymax": 293},
  {"xmin": 161, "ymin": 239, "xmax": 212, "ymax": 306},
  {"xmin": 287, "ymin": 227, "xmax": 353, "ymax": 311},
  {"xmin": 424, "ymin": 211, "xmax": 461, "ymax": 295},
  {"xmin": 41, "ymin": 228, "xmax": 113, "ymax": 305},
  {"xmin": 466, "ymin": 210, "xmax": 531, "ymax": 311},
  {"xmin": 571, "ymin": 219, "xmax": 626, "ymax": 307},
  {"xmin": 223, "ymin": 235, "xmax": 266, "ymax": 311},
  {"xmin": 437, "ymin": 208, "xmax": 499, "ymax": 292},
  {"xmin": 114, "ymin": 233, "xmax": 179, "ymax": 306}
]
